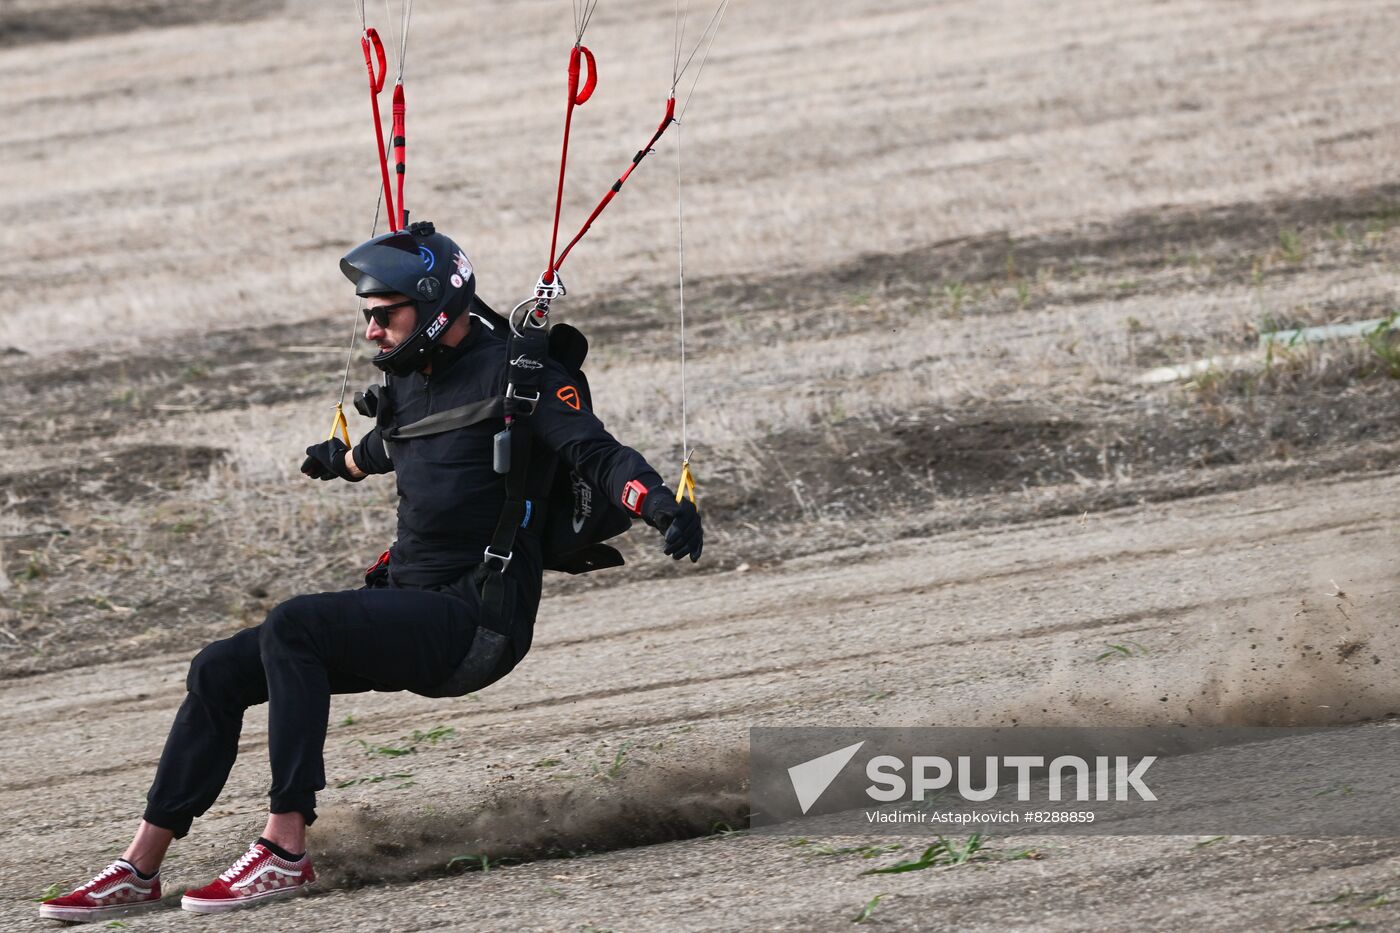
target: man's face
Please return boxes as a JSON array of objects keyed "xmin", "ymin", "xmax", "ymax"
[{"xmin": 363, "ymin": 294, "xmax": 418, "ymax": 352}]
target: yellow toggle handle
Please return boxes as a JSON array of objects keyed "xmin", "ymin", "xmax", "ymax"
[
  {"xmin": 328, "ymin": 403, "xmax": 351, "ymax": 447},
  {"xmin": 675, "ymin": 458, "xmax": 698, "ymax": 507}
]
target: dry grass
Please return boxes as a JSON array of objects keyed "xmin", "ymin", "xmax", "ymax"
[
  {"xmin": 119, "ymin": 205, "xmax": 1400, "ymax": 490},
  {"xmin": 7, "ymin": 0, "xmax": 1400, "ymax": 675},
  {"xmin": 9, "ymin": 13, "xmax": 1400, "ymax": 929},
  {"xmin": 4, "ymin": 0, "xmax": 1400, "ymax": 360}
]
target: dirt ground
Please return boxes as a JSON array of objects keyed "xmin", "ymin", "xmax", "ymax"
[
  {"xmin": 5, "ymin": 0, "xmax": 1400, "ymax": 930},
  {"xmin": 4, "ymin": 473, "xmax": 1399, "ymax": 931}
]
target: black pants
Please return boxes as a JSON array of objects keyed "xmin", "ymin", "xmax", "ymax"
[{"xmin": 143, "ymin": 586, "xmax": 490, "ymax": 837}]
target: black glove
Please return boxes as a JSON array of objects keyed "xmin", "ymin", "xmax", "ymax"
[
  {"xmin": 642, "ymin": 488, "xmax": 703, "ymax": 563},
  {"xmin": 301, "ymin": 438, "xmax": 362, "ymax": 482}
]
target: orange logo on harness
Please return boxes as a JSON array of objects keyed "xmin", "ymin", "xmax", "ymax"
[{"xmin": 556, "ymin": 385, "xmax": 581, "ymax": 410}]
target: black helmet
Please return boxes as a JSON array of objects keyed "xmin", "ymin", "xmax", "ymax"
[{"xmin": 339, "ymin": 220, "xmax": 476, "ymax": 376}]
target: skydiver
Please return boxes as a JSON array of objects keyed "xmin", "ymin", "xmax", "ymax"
[{"xmin": 39, "ymin": 221, "xmax": 703, "ymax": 922}]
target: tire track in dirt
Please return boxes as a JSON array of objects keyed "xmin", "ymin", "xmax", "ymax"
[
  {"xmin": 0, "ymin": 467, "xmax": 1394, "ymax": 924},
  {"xmin": 5, "ymin": 475, "xmax": 1390, "ymax": 725},
  {"xmin": 0, "ymin": 594, "xmax": 1235, "ymax": 797},
  {"xmin": 539, "ymin": 511, "xmax": 1377, "ymax": 651},
  {"xmin": 505, "ymin": 597, "xmax": 1250, "ymax": 718},
  {"xmin": 0, "ymin": 0, "xmax": 285, "ymax": 48},
  {"xmin": 0, "ymin": 501, "xmax": 1359, "ymax": 747},
  {"xmin": 4, "ymin": 475, "xmax": 1392, "ymax": 807},
  {"xmin": 2, "ymin": 486, "xmax": 1374, "ymax": 722}
]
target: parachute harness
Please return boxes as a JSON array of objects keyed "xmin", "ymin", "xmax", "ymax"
[
  {"xmin": 670, "ymin": 0, "xmax": 728, "ymax": 504},
  {"xmin": 329, "ymin": 0, "xmax": 729, "ymax": 509},
  {"xmin": 519, "ymin": 0, "xmax": 730, "ymax": 507},
  {"xmin": 330, "ymin": 0, "xmax": 415, "ymax": 447},
  {"xmin": 358, "ymin": 0, "xmax": 412, "ymax": 234}
]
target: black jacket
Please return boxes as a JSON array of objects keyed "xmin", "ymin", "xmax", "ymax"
[{"xmin": 352, "ymin": 310, "xmax": 664, "ymax": 595}]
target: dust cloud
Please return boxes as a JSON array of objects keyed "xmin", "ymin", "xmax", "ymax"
[
  {"xmin": 992, "ymin": 563, "xmax": 1400, "ymax": 729},
  {"xmin": 313, "ymin": 570, "xmax": 1399, "ymax": 883},
  {"xmin": 313, "ymin": 746, "xmax": 748, "ymax": 886}
]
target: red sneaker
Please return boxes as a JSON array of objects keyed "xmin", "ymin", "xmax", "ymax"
[
  {"xmin": 38, "ymin": 859, "xmax": 162, "ymax": 922},
  {"xmin": 180, "ymin": 842, "xmax": 315, "ymax": 914}
]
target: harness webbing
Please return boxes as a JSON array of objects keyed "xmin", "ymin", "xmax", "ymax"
[
  {"xmin": 356, "ymin": 0, "xmax": 413, "ymax": 233},
  {"xmin": 550, "ymin": 96, "xmax": 676, "ymax": 277},
  {"xmin": 385, "ymin": 397, "xmax": 504, "ymax": 440},
  {"xmin": 333, "ymin": 0, "xmax": 414, "ymax": 444},
  {"xmin": 527, "ymin": 0, "xmax": 730, "ymax": 505},
  {"xmin": 392, "ymin": 83, "xmax": 407, "ymax": 231},
  {"xmin": 540, "ymin": 0, "xmax": 729, "ymax": 286},
  {"xmin": 544, "ymin": 43, "xmax": 598, "ymax": 285},
  {"xmin": 360, "ymin": 28, "xmax": 397, "ymax": 233}
]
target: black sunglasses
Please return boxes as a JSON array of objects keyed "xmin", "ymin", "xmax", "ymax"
[{"xmin": 361, "ymin": 299, "xmax": 415, "ymax": 327}]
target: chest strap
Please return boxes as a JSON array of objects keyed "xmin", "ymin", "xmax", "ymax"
[
  {"xmin": 417, "ymin": 324, "xmax": 551, "ymax": 699},
  {"xmin": 384, "ymin": 396, "xmax": 504, "ymax": 441}
]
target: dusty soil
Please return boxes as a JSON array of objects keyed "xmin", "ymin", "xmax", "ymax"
[
  {"xmin": 5, "ymin": 0, "xmax": 1400, "ymax": 930},
  {"xmin": 4, "ymin": 212, "xmax": 1400, "ymax": 930},
  {"xmin": 7, "ymin": 189, "xmax": 1400, "ymax": 679},
  {"xmin": 0, "ymin": 0, "xmax": 284, "ymax": 49},
  {"xmin": 4, "ymin": 469, "xmax": 1399, "ymax": 931}
]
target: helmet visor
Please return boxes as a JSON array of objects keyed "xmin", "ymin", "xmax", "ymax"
[{"xmin": 348, "ymin": 272, "xmax": 401, "ymax": 298}]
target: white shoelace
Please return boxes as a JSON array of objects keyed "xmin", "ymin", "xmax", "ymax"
[
  {"xmin": 79, "ymin": 862, "xmax": 125, "ymax": 890},
  {"xmin": 218, "ymin": 846, "xmax": 263, "ymax": 883}
]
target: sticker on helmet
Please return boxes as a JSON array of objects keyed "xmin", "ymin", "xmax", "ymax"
[
  {"xmin": 453, "ymin": 249, "xmax": 472, "ymax": 279},
  {"xmin": 418, "ymin": 246, "xmax": 435, "ymax": 271},
  {"xmin": 450, "ymin": 273, "xmax": 463, "ymax": 289},
  {"xmin": 425, "ymin": 311, "xmax": 449, "ymax": 339},
  {"xmin": 556, "ymin": 385, "xmax": 581, "ymax": 410}
]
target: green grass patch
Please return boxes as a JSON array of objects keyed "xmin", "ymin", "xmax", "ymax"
[
  {"xmin": 1312, "ymin": 783, "xmax": 1355, "ymax": 798},
  {"xmin": 708, "ymin": 820, "xmax": 746, "ymax": 839},
  {"xmin": 943, "ymin": 281, "xmax": 968, "ymax": 315},
  {"xmin": 852, "ymin": 893, "xmax": 888, "ymax": 924},
  {"xmin": 1364, "ymin": 313, "xmax": 1400, "ymax": 378},
  {"xmin": 355, "ymin": 725, "xmax": 456, "ymax": 758},
  {"xmin": 792, "ymin": 838, "xmax": 904, "ymax": 859},
  {"xmin": 861, "ymin": 834, "xmax": 988, "ymax": 874},
  {"xmin": 336, "ymin": 771, "xmax": 415, "ymax": 788},
  {"xmin": 1279, "ymin": 229, "xmax": 1306, "ymax": 264},
  {"xmin": 447, "ymin": 853, "xmax": 492, "ymax": 873},
  {"xmin": 410, "ymin": 726, "xmax": 456, "ymax": 744},
  {"xmin": 357, "ymin": 740, "xmax": 414, "ymax": 758},
  {"xmin": 595, "ymin": 740, "xmax": 634, "ymax": 780},
  {"xmin": 1310, "ymin": 888, "xmax": 1396, "ymax": 909},
  {"xmin": 1095, "ymin": 642, "xmax": 1147, "ymax": 661},
  {"xmin": 1000, "ymin": 846, "xmax": 1045, "ymax": 861}
]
